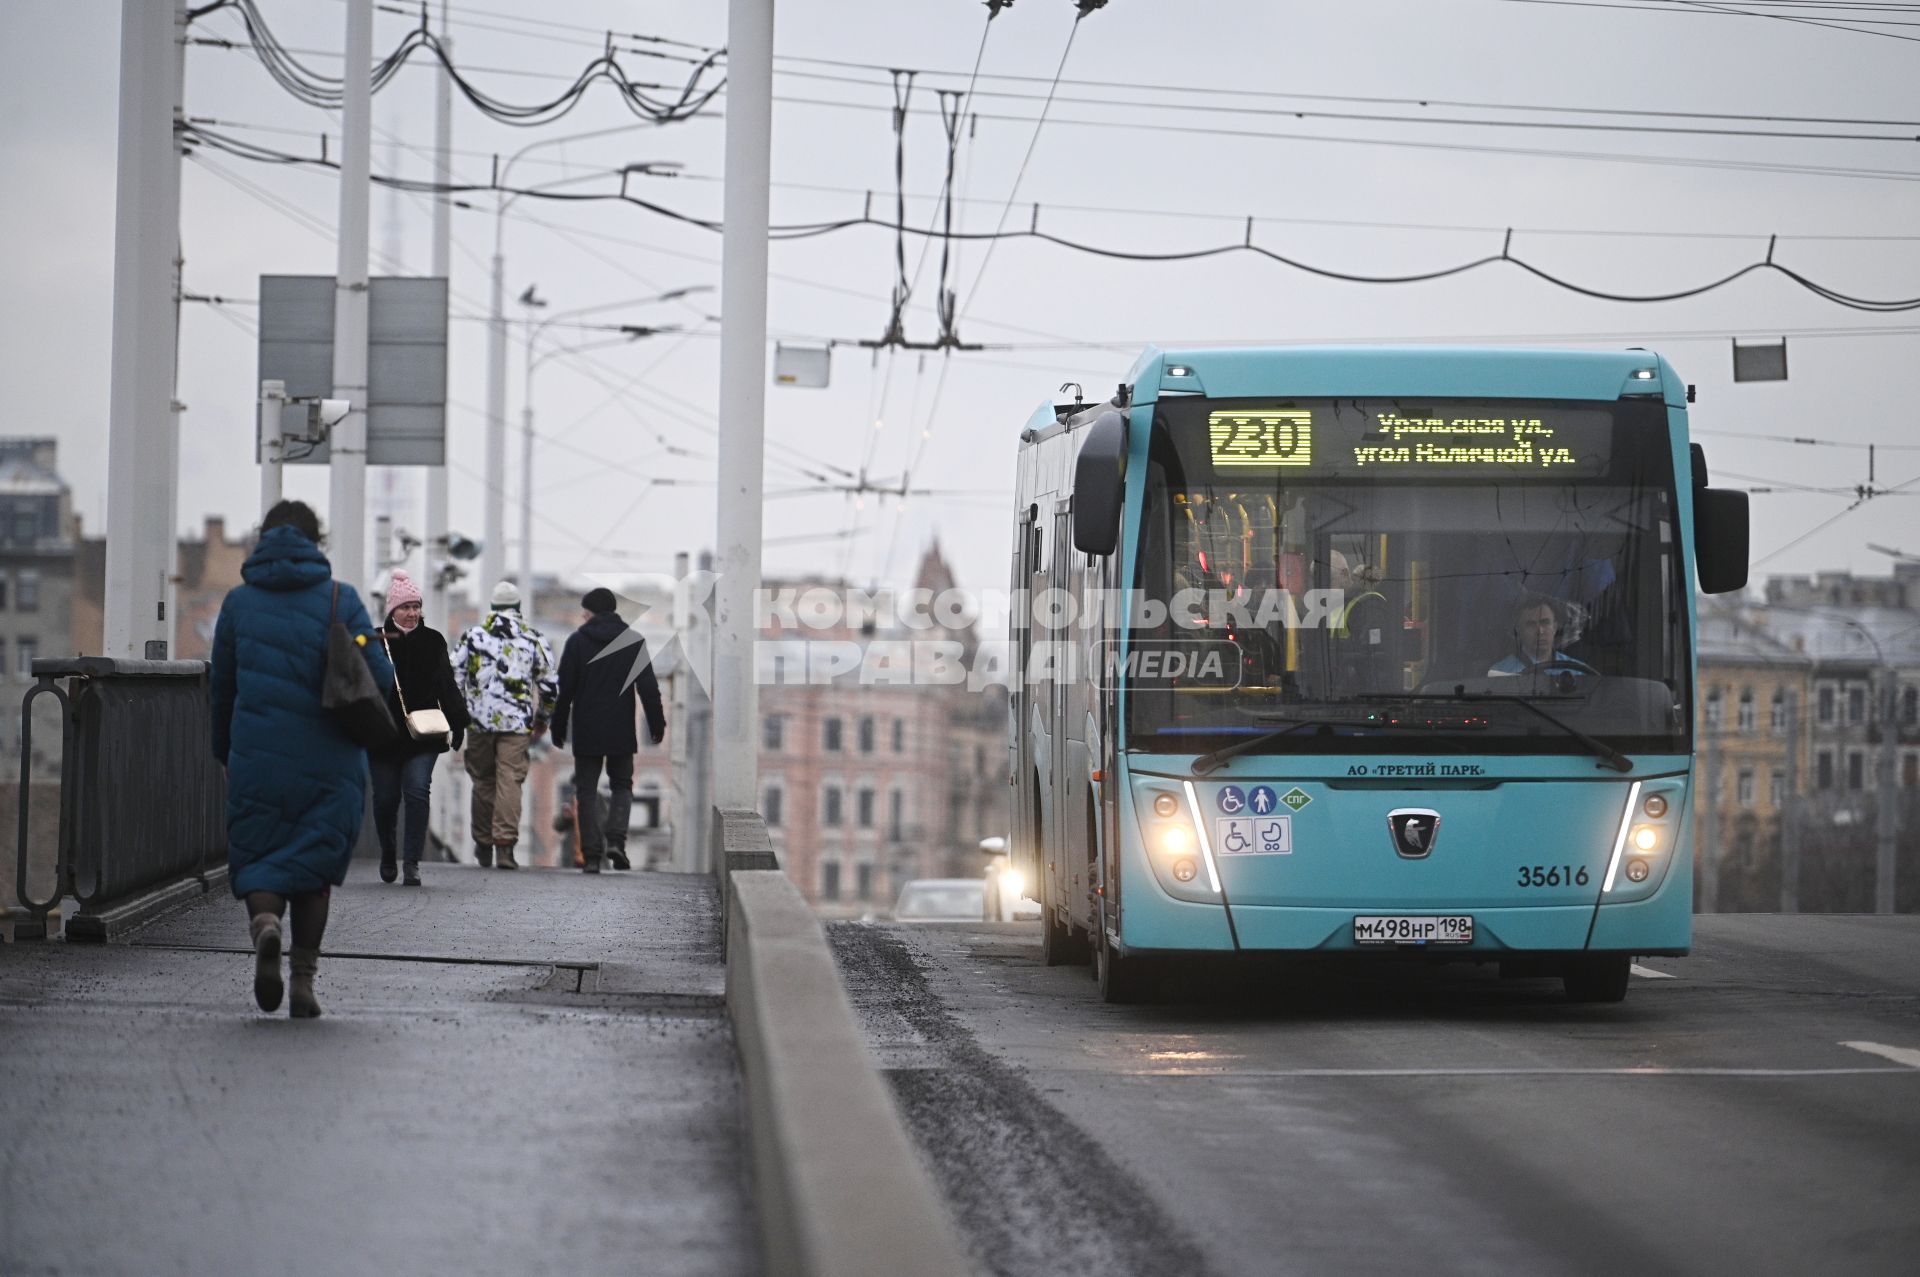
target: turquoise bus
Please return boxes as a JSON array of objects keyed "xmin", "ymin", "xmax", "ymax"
[{"xmin": 1008, "ymin": 347, "xmax": 1748, "ymax": 1003}]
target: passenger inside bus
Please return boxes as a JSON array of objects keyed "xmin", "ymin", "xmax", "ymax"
[{"xmin": 1329, "ymin": 548, "xmax": 1396, "ymax": 690}]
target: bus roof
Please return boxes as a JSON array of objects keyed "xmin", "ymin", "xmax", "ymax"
[{"xmin": 1124, "ymin": 345, "xmax": 1686, "ymax": 410}]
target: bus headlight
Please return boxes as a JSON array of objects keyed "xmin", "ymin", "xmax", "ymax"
[
  {"xmin": 1631, "ymin": 826, "xmax": 1660, "ymax": 853},
  {"xmin": 1602, "ymin": 781, "xmax": 1643, "ymax": 893},
  {"xmin": 1133, "ymin": 781, "xmax": 1224, "ymax": 898},
  {"xmin": 1000, "ymin": 867, "xmax": 1024, "ymax": 901},
  {"xmin": 1643, "ymin": 794, "xmax": 1668, "ymax": 819},
  {"xmin": 1179, "ymin": 780, "xmax": 1224, "ymax": 896}
]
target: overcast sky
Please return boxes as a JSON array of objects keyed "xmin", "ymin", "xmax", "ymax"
[{"xmin": 2, "ymin": 0, "xmax": 1917, "ymax": 603}]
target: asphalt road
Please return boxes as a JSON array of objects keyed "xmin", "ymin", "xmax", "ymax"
[
  {"xmin": 831, "ymin": 914, "xmax": 1920, "ymax": 1277},
  {"xmin": 0, "ymin": 867, "xmax": 758, "ymax": 1277}
]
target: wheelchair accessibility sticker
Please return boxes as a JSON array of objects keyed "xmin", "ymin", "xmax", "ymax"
[{"xmin": 1215, "ymin": 816, "xmax": 1292, "ymax": 856}]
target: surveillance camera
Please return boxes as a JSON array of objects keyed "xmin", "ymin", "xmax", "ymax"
[
  {"xmin": 444, "ymin": 533, "xmax": 481, "ymax": 562},
  {"xmin": 305, "ymin": 398, "xmax": 352, "ymax": 434}
]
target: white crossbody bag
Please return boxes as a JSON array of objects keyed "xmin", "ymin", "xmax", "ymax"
[{"xmin": 380, "ymin": 632, "xmax": 453, "ymax": 745}]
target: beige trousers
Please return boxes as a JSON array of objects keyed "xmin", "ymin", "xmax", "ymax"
[{"xmin": 464, "ymin": 732, "xmax": 532, "ymax": 847}]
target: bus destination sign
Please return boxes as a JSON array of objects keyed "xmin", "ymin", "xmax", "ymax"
[
  {"xmin": 1204, "ymin": 401, "xmax": 1613, "ymax": 479},
  {"xmin": 1209, "ymin": 410, "xmax": 1314, "ymax": 468}
]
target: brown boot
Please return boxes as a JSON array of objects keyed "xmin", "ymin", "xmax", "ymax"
[
  {"xmin": 251, "ymin": 913, "xmax": 283, "ymax": 1013},
  {"xmin": 496, "ymin": 845, "xmax": 520, "ymax": 871},
  {"xmin": 289, "ymin": 947, "xmax": 323, "ymax": 1019}
]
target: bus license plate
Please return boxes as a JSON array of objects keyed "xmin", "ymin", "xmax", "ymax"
[{"xmin": 1353, "ymin": 915, "xmax": 1474, "ymax": 945}]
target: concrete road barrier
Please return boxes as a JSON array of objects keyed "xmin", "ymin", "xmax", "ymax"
[{"xmin": 727, "ymin": 869, "xmax": 975, "ymax": 1277}]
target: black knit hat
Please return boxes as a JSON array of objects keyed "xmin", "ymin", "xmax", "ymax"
[{"xmin": 582, "ymin": 587, "xmax": 618, "ymax": 615}]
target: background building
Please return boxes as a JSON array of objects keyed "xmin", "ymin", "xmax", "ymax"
[
  {"xmin": 1695, "ymin": 598, "xmax": 1812, "ymax": 911},
  {"xmin": 755, "ymin": 543, "xmax": 1008, "ymax": 915},
  {"xmin": 0, "ymin": 439, "xmax": 78, "ymax": 776},
  {"xmin": 72, "ymin": 514, "xmax": 252, "ymax": 661},
  {"xmin": 1697, "ymin": 565, "xmax": 1920, "ymax": 912}
]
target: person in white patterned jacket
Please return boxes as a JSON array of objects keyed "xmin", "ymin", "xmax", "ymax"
[{"xmin": 451, "ymin": 581, "xmax": 558, "ymax": 869}]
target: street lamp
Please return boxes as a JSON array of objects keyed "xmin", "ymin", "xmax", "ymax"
[
  {"xmin": 481, "ymin": 122, "xmax": 679, "ymax": 594},
  {"xmin": 514, "ymin": 281, "xmax": 547, "ymax": 594},
  {"xmin": 517, "ymin": 287, "xmax": 707, "ymax": 594}
]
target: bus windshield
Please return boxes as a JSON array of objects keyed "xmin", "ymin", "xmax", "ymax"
[{"xmin": 1126, "ymin": 395, "xmax": 1690, "ymax": 758}]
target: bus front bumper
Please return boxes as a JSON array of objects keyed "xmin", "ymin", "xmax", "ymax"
[{"xmin": 1117, "ymin": 871, "xmax": 1690, "ymax": 957}]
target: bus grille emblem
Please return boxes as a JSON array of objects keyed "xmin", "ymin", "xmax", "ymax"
[{"xmin": 1387, "ymin": 809, "xmax": 1441, "ymax": 859}]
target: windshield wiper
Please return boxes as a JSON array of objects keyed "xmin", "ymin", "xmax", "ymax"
[
  {"xmin": 1190, "ymin": 714, "xmax": 1461, "ymax": 777},
  {"xmin": 1356, "ymin": 691, "xmax": 1633, "ymax": 773}
]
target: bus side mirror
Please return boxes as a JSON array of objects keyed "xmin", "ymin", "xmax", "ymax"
[
  {"xmin": 1072, "ymin": 410, "xmax": 1127, "ymax": 556},
  {"xmin": 1694, "ymin": 487, "xmax": 1749, "ymax": 594}
]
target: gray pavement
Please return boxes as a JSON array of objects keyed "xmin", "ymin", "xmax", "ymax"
[
  {"xmin": 0, "ymin": 864, "xmax": 759, "ymax": 1277},
  {"xmin": 834, "ymin": 915, "xmax": 1920, "ymax": 1277}
]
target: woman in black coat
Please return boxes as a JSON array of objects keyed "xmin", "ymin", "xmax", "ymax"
[{"xmin": 370, "ymin": 570, "xmax": 469, "ymax": 885}]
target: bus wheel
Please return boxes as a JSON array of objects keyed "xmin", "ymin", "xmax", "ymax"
[
  {"xmin": 1096, "ymin": 903, "xmax": 1155, "ymax": 1004},
  {"xmin": 1563, "ymin": 955, "xmax": 1631, "ymax": 1003}
]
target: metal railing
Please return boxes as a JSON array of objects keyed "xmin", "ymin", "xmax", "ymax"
[{"xmin": 14, "ymin": 658, "xmax": 226, "ymax": 928}]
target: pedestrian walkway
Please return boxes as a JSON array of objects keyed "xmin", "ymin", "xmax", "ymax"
[{"xmin": 0, "ymin": 865, "xmax": 758, "ymax": 1277}]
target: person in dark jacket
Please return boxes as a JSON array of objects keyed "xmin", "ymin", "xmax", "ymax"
[
  {"xmin": 370, "ymin": 569, "xmax": 469, "ymax": 887},
  {"xmin": 550, "ymin": 587, "xmax": 666, "ymax": 873},
  {"xmin": 211, "ymin": 500, "xmax": 393, "ymax": 1019}
]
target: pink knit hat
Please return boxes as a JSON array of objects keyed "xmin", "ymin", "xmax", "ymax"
[{"xmin": 386, "ymin": 570, "xmax": 423, "ymax": 612}]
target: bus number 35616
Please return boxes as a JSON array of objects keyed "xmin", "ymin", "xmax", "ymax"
[{"xmin": 1518, "ymin": 865, "xmax": 1591, "ymax": 888}]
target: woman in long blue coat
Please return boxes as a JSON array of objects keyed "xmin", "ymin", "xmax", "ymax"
[{"xmin": 210, "ymin": 501, "xmax": 393, "ymax": 1018}]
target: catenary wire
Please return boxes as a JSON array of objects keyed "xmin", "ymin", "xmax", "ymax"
[{"xmin": 180, "ymin": 124, "xmax": 1920, "ymax": 313}]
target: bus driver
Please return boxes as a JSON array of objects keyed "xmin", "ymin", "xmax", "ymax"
[{"xmin": 1488, "ymin": 594, "xmax": 1594, "ymax": 677}]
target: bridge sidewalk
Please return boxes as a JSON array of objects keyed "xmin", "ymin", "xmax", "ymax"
[{"xmin": 0, "ymin": 865, "xmax": 757, "ymax": 1277}]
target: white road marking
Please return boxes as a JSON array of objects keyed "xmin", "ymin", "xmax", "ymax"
[
  {"xmin": 1841, "ymin": 1041, "xmax": 1920, "ymax": 1069},
  {"xmin": 1630, "ymin": 964, "xmax": 1675, "ymax": 979}
]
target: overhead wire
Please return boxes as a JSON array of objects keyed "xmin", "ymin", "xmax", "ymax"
[
  {"xmin": 770, "ymin": 93, "xmax": 1920, "ymax": 186},
  {"xmin": 767, "ymin": 49, "xmax": 1920, "ymax": 130},
  {"xmin": 857, "ymin": 7, "xmax": 997, "ymax": 504},
  {"xmin": 658, "ymin": 165, "xmax": 1920, "ymax": 243},
  {"xmin": 1751, "ymin": 473, "xmax": 1920, "ymax": 567},
  {"xmin": 1695, "ymin": 427, "xmax": 1920, "ymax": 449},
  {"xmin": 187, "ymin": 3, "xmax": 1920, "ymax": 570},
  {"xmin": 190, "ymin": 21, "xmax": 1920, "ymax": 188},
  {"xmin": 873, "ymin": 5, "xmax": 1087, "ymax": 587},
  {"xmin": 765, "ymin": 63, "xmax": 1920, "ymax": 145},
  {"xmin": 505, "ymin": 205, "xmax": 1124, "ymax": 352},
  {"xmin": 1493, "ymin": 0, "xmax": 1920, "ymax": 41},
  {"xmin": 186, "ymin": 126, "xmax": 1920, "ymax": 316},
  {"xmin": 192, "ymin": 0, "xmax": 723, "ymax": 126}
]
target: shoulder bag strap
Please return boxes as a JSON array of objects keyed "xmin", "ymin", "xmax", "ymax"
[
  {"xmin": 330, "ymin": 581, "xmax": 340, "ymax": 624},
  {"xmin": 379, "ymin": 631, "xmax": 412, "ymax": 715}
]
